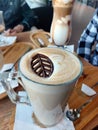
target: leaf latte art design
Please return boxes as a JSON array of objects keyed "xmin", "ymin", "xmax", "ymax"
[{"xmin": 31, "ymin": 53, "xmax": 54, "ymax": 78}]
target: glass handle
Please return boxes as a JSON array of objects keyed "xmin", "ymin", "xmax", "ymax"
[{"xmin": 0, "ymin": 79, "xmax": 31, "ymax": 105}]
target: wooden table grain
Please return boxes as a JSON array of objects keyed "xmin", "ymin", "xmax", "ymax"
[
  {"xmin": 68, "ymin": 59, "xmax": 98, "ymax": 130},
  {"xmin": 0, "ymin": 31, "xmax": 98, "ymax": 130}
]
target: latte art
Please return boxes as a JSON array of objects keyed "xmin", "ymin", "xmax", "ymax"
[
  {"xmin": 20, "ymin": 47, "xmax": 82, "ymax": 85},
  {"xmin": 30, "ymin": 53, "xmax": 54, "ymax": 78}
]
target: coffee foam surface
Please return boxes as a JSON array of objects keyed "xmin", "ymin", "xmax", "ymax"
[{"xmin": 19, "ymin": 48, "xmax": 82, "ymax": 85}]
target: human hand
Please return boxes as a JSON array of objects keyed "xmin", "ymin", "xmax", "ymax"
[
  {"xmin": 4, "ymin": 29, "xmax": 16, "ymax": 36},
  {"xmin": 4, "ymin": 25, "xmax": 24, "ymax": 36}
]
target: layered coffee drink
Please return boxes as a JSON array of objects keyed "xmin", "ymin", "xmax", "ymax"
[
  {"xmin": 50, "ymin": 0, "xmax": 75, "ymax": 46},
  {"xmin": 0, "ymin": 24, "xmax": 5, "ymax": 33},
  {"xmin": 19, "ymin": 47, "xmax": 82, "ymax": 127}
]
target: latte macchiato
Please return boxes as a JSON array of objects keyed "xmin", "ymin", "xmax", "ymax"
[{"xmin": 19, "ymin": 47, "xmax": 82, "ymax": 127}]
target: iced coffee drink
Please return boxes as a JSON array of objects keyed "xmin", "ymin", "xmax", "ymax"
[
  {"xmin": 0, "ymin": 11, "xmax": 5, "ymax": 33},
  {"xmin": 0, "ymin": 24, "xmax": 5, "ymax": 33},
  {"xmin": 19, "ymin": 47, "xmax": 82, "ymax": 127},
  {"xmin": 0, "ymin": 50, "xmax": 3, "ymax": 69},
  {"xmin": 50, "ymin": 0, "xmax": 75, "ymax": 46}
]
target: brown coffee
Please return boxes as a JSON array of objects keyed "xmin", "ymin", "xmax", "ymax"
[{"xmin": 0, "ymin": 24, "xmax": 5, "ymax": 33}]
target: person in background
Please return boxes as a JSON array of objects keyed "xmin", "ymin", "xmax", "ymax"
[
  {"xmin": 77, "ymin": 8, "xmax": 98, "ymax": 66},
  {"xmin": 0, "ymin": 0, "xmax": 53, "ymax": 36},
  {"xmin": 0, "ymin": 0, "xmax": 35, "ymax": 35},
  {"xmin": 26, "ymin": 0, "xmax": 53, "ymax": 32}
]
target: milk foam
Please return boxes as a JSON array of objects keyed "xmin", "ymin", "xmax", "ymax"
[
  {"xmin": 19, "ymin": 48, "xmax": 82, "ymax": 84},
  {"xmin": 53, "ymin": 19, "xmax": 69, "ymax": 45}
]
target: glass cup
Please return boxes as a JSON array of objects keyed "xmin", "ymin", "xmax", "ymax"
[
  {"xmin": 0, "ymin": 50, "xmax": 3, "ymax": 70},
  {"xmin": 1, "ymin": 47, "xmax": 82, "ymax": 127},
  {"xmin": 0, "ymin": 11, "xmax": 5, "ymax": 33},
  {"xmin": 50, "ymin": 0, "xmax": 75, "ymax": 47}
]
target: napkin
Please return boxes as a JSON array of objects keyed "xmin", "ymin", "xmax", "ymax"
[
  {"xmin": 81, "ymin": 83, "xmax": 96, "ymax": 96},
  {"xmin": 0, "ymin": 35, "xmax": 17, "ymax": 47},
  {"xmin": 14, "ymin": 91, "xmax": 75, "ymax": 130}
]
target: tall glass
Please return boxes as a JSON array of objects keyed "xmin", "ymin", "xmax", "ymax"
[
  {"xmin": 0, "ymin": 11, "xmax": 5, "ymax": 33},
  {"xmin": 50, "ymin": 0, "xmax": 75, "ymax": 47},
  {"xmin": 0, "ymin": 50, "xmax": 3, "ymax": 70},
  {"xmin": 0, "ymin": 11, "xmax": 5, "ymax": 70}
]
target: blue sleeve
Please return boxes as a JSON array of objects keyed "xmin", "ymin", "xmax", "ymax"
[{"xmin": 20, "ymin": 3, "xmax": 38, "ymax": 31}]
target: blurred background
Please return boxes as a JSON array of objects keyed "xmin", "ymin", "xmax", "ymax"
[{"xmin": 77, "ymin": 0, "xmax": 98, "ymax": 8}]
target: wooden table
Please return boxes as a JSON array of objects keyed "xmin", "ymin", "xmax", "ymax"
[
  {"xmin": 0, "ymin": 31, "xmax": 98, "ymax": 130},
  {"xmin": 68, "ymin": 57, "xmax": 98, "ymax": 130}
]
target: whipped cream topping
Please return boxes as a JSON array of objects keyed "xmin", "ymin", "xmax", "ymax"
[{"xmin": 54, "ymin": 0, "xmax": 74, "ymax": 6}]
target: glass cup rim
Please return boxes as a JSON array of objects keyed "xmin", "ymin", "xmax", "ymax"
[{"xmin": 18, "ymin": 49, "xmax": 83, "ymax": 86}]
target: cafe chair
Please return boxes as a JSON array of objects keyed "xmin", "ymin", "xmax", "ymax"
[{"xmin": 69, "ymin": 1, "xmax": 95, "ymax": 51}]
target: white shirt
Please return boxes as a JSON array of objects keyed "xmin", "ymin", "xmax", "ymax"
[{"xmin": 25, "ymin": 0, "xmax": 47, "ymax": 9}]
